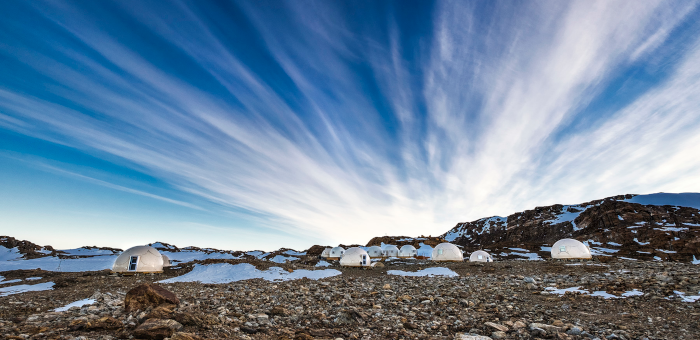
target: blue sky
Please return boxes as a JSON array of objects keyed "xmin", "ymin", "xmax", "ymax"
[{"xmin": 1, "ymin": 1, "xmax": 699, "ymax": 251}]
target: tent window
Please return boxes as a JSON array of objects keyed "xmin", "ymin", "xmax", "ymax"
[
  {"xmin": 128, "ymin": 256, "xmax": 139, "ymax": 271},
  {"xmin": 560, "ymin": 246, "xmax": 567, "ymax": 252},
  {"xmin": 438, "ymin": 249, "xmax": 444, "ymax": 255},
  {"xmin": 478, "ymin": 255, "xmax": 483, "ymax": 259}
]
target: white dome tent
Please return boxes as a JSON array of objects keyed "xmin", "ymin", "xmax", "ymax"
[
  {"xmin": 432, "ymin": 243, "xmax": 463, "ymax": 262},
  {"xmin": 367, "ymin": 246, "xmax": 383, "ymax": 259},
  {"xmin": 398, "ymin": 245, "xmax": 417, "ymax": 258},
  {"xmin": 340, "ymin": 247, "xmax": 371, "ymax": 267},
  {"xmin": 162, "ymin": 254, "xmax": 172, "ymax": 267},
  {"xmin": 551, "ymin": 239, "xmax": 592, "ymax": 259},
  {"xmin": 320, "ymin": 248, "xmax": 332, "ymax": 258},
  {"xmin": 382, "ymin": 244, "xmax": 399, "ymax": 258},
  {"xmin": 469, "ymin": 250, "xmax": 493, "ymax": 262},
  {"xmin": 112, "ymin": 246, "xmax": 165, "ymax": 273},
  {"xmin": 328, "ymin": 246, "xmax": 345, "ymax": 260}
]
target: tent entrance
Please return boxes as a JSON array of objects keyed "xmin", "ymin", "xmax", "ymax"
[
  {"xmin": 361, "ymin": 254, "xmax": 367, "ymax": 266},
  {"xmin": 128, "ymin": 256, "xmax": 139, "ymax": 271}
]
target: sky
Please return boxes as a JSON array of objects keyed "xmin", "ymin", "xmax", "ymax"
[{"xmin": 1, "ymin": 0, "xmax": 699, "ymax": 251}]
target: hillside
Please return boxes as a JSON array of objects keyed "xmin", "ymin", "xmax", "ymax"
[{"xmin": 442, "ymin": 193, "xmax": 700, "ymax": 262}]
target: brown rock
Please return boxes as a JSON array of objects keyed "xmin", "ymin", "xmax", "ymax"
[
  {"xmin": 485, "ymin": 322, "xmax": 509, "ymax": 332},
  {"xmin": 269, "ymin": 306, "xmax": 288, "ymax": 316},
  {"xmin": 173, "ymin": 312, "xmax": 204, "ymax": 326},
  {"xmin": 170, "ymin": 332, "xmax": 205, "ymax": 340},
  {"xmin": 88, "ymin": 316, "xmax": 123, "ymax": 330},
  {"xmin": 124, "ymin": 284, "xmax": 179, "ymax": 313},
  {"xmin": 144, "ymin": 305, "xmax": 175, "ymax": 320},
  {"xmin": 133, "ymin": 318, "xmax": 183, "ymax": 340}
]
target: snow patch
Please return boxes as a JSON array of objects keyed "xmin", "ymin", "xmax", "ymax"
[
  {"xmin": 269, "ymin": 255, "xmax": 299, "ymax": 263},
  {"xmin": 55, "ymin": 298, "xmax": 96, "ymax": 312},
  {"xmin": 387, "ymin": 267, "xmax": 458, "ymax": 277},
  {"xmin": 159, "ymin": 263, "xmax": 341, "ymax": 284},
  {"xmin": 0, "ymin": 282, "xmax": 54, "ymax": 297},
  {"xmin": 0, "ymin": 246, "xmax": 22, "ymax": 261},
  {"xmin": 633, "ymin": 238, "xmax": 650, "ymax": 245},
  {"xmin": 544, "ymin": 286, "xmax": 643, "ymax": 299}
]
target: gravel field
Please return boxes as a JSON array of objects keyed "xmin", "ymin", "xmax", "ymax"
[{"xmin": 1, "ymin": 259, "xmax": 700, "ymax": 340}]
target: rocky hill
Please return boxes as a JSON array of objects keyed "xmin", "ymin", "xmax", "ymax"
[
  {"xmin": 441, "ymin": 193, "xmax": 700, "ymax": 262},
  {"xmin": 0, "ymin": 236, "xmax": 57, "ymax": 259}
]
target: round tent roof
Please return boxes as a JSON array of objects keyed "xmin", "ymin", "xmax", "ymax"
[
  {"xmin": 432, "ymin": 243, "xmax": 463, "ymax": 262},
  {"xmin": 162, "ymin": 254, "xmax": 171, "ymax": 267},
  {"xmin": 399, "ymin": 245, "xmax": 417, "ymax": 257},
  {"xmin": 340, "ymin": 247, "xmax": 371, "ymax": 267},
  {"xmin": 329, "ymin": 246, "xmax": 345, "ymax": 258},
  {"xmin": 320, "ymin": 248, "xmax": 332, "ymax": 258},
  {"xmin": 367, "ymin": 246, "xmax": 383, "ymax": 258},
  {"xmin": 469, "ymin": 250, "xmax": 493, "ymax": 262},
  {"xmin": 112, "ymin": 246, "xmax": 164, "ymax": 273},
  {"xmin": 551, "ymin": 239, "xmax": 592, "ymax": 259},
  {"xmin": 382, "ymin": 244, "xmax": 399, "ymax": 257}
]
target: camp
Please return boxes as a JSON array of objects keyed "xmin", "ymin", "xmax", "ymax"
[
  {"xmin": 367, "ymin": 246, "xmax": 383, "ymax": 258},
  {"xmin": 432, "ymin": 243, "xmax": 463, "ymax": 262},
  {"xmin": 469, "ymin": 250, "xmax": 493, "ymax": 262},
  {"xmin": 551, "ymin": 238, "xmax": 592, "ymax": 259},
  {"xmin": 382, "ymin": 244, "xmax": 399, "ymax": 258},
  {"xmin": 328, "ymin": 246, "xmax": 345, "ymax": 260},
  {"xmin": 112, "ymin": 245, "xmax": 165, "ymax": 273},
  {"xmin": 398, "ymin": 245, "xmax": 417, "ymax": 258},
  {"xmin": 339, "ymin": 247, "xmax": 371, "ymax": 267}
]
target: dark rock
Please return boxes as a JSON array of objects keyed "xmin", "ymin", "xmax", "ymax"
[
  {"xmin": 124, "ymin": 284, "xmax": 179, "ymax": 313},
  {"xmin": 170, "ymin": 332, "xmax": 205, "ymax": 340},
  {"xmin": 132, "ymin": 318, "xmax": 183, "ymax": 340}
]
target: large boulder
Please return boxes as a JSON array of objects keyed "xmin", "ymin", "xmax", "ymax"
[
  {"xmin": 132, "ymin": 318, "xmax": 183, "ymax": 339},
  {"xmin": 124, "ymin": 284, "xmax": 179, "ymax": 313}
]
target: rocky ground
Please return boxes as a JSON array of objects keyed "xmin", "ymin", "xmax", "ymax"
[{"xmin": 2, "ymin": 258, "xmax": 700, "ymax": 340}]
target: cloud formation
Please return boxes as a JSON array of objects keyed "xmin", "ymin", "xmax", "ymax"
[{"xmin": 0, "ymin": 0, "xmax": 699, "ymax": 249}]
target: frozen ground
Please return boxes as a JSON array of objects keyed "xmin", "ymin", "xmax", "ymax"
[
  {"xmin": 159, "ymin": 263, "xmax": 342, "ymax": 284},
  {"xmin": 387, "ymin": 267, "xmax": 458, "ymax": 277},
  {"xmin": 0, "ymin": 281, "xmax": 54, "ymax": 297},
  {"xmin": 54, "ymin": 298, "xmax": 96, "ymax": 312}
]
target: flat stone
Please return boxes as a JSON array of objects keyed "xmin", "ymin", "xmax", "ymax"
[
  {"xmin": 484, "ymin": 322, "xmax": 509, "ymax": 332},
  {"xmin": 132, "ymin": 318, "xmax": 183, "ymax": 340}
]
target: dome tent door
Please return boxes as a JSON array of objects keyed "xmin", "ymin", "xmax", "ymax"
[
  {"xmin": 128, "ymin": 256, "xmax": 139, "ymax": 271},
  {"xmin": 362, "ymin": 254, "xmax": 367, "ymax": 266}
]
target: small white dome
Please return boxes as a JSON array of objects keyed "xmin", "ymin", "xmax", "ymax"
[
  {"xmin": 398, "ymin": 245, "xmax": 417, "ymax": 258},
  {"xmin": 551, "ymin": 239, "xmax": 592, "ymax": 259},
  {"xmin": 367, "ymin": 246, "xmax": 383, "ymax": 258},
  {"xmin": 382, "ymin": 244, "xmax": 399, "ymax": 257},
  {"xmin": 340, "ymin": 247, "xmax": 371, "ymax": 267},
  {"xmin": 320, "ymin": 248, "xmax": 332, "ymax": 258},
  {"xmin": 161, "ymin": 254, "xmax": 172, "ymax": 267},
  {"xmin": 432, "ymin": 243, "xmax": 463, "ymax": 262},
  {"xmin": 469, "ymin": 250, "xmax": 493, "ymax": 262},
  {"xmin": 329, "ymin": 246, "xmax": 345, "ymax": 259},
  {"xmin": 112, "ymin": 246, "xmax": 164, "ymax": 273}
]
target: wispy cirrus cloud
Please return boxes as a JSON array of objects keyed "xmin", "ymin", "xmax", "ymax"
[{"xmin": 0, "ymin": 0, "xmax": 698, "ymax": 249}]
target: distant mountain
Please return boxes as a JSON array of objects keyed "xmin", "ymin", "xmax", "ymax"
[{"xmin": 441, "ymin": 193, "xmax": 700, "ymax": 262}]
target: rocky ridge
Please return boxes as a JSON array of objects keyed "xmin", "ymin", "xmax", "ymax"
[{"xmin": 442, "ymin": 194, "xmax": 700, "ymax": 262}]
